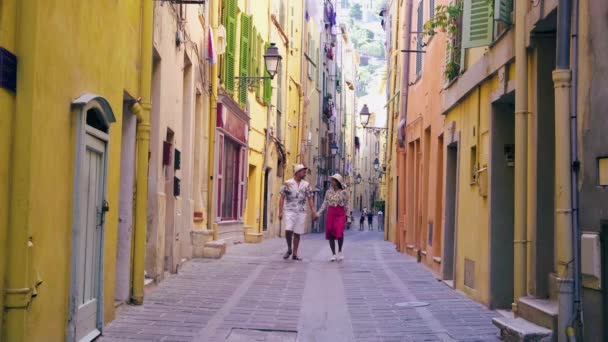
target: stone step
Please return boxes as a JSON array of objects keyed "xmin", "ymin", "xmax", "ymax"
[
  {"xmin": 518, "ymin": 296, "xmax": 558, "ymax": 331},
  {"xmin": 493, "ymin": 316, "xmax": 553, "ymax": 342},
  {"xmin": 202, "ymin": 240, "xmax": 227, "ymax": 259}
]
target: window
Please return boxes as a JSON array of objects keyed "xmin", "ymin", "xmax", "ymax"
[
  {"xmin": 224, "ymin": 0, "xmax": 238, "ymax": 93},
  {"xmin": 239, "ymin": 14, "xmax": 251, "ymax": 105},
  {"xmin": 415, "ymin": 0, "xmax": 424, "ymax": 77},
  {"xmin": 221, "ymin": 138, "xmax": 239, "ymax": 219},
  {"xmin": 462, "ymin": 0, "xmax": 494, "ymax": 48},
  {"xmin": 445, "ymin": 0, "xmax": 464, "ymax": 83}
]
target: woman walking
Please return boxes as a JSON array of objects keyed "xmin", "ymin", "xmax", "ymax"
[{"xmin": 316, "ymin": 174, "xmax": 349, "ymax": 261}]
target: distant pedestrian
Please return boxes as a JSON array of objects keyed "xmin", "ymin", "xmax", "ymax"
[
  {"xmin": 279, "ymin": 164, "xmax": 316, "ymax": 261},
  {"xmin": 359, "ymin": 213, "xmax": 365, "ymax": 231},
  {"xmin": 346, "ymin": 211, "xmax": 353, "ymax": 230},
  {"xmin": 367, "ymin": 211, "xmax": 374, "ymax": 231},
  {"xmin": 317, "ymin": 174, "xmax": 349, "ymax": 262},
  {"xmin": 377, "ymin": 210, "xmax": 384, "ymax": 231}
]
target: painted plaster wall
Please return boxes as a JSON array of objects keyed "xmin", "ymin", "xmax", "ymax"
[
  {"xmin": 444, "ymin": 76, "xmax": 498, "ymax": 306},
  {"xmin": 146, "ymin": 3, "xmax": 205, "ymax": 281},
  {"xmin": 0, "ymin": 0, "xmax": 144, "ymax": 340},
  {"xmin": 243, "ymin": 0, "xmax": 270, "ymax": 234},
  {"xmin": 403, "ymin": 0, "xmax": 448, "ymax": 274}
]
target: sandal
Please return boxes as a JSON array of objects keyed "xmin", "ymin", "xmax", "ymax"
[
  {"xmin": 292, "ymin": 255, "xmax": 303, "ymax": 261},
  {"xmin": 283, "ymin": 251, "xmax": 292, "ymax": 259}
]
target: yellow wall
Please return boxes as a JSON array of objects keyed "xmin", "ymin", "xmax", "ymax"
[
  {"xmin": 444, "ymin": 75, "xmax": 499, "ymax": 306},
  {"xmin": 1, "ymin": 0, "xmax": 143, "ymax": 340}
]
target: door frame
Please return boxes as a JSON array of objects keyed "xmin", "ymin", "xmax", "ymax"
[
  {"xmin": 441, "ymin": 127, "xmax": 460, "ymax": 285},
  {"xmin": 67, "ymin": 94, "xmax": 116, "ymax": 342}
]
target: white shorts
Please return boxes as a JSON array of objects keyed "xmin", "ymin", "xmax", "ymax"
[{"xmin": 284, "ymin": 212, "xmax": 307, "ymax": 235}]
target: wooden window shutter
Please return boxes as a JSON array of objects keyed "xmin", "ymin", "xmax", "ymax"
[
  {"xmin": 263, "ymin": 42, "xmax": 272, "ymax": 104},
  {"xmin": 250, "ymin": 26, "xmax": 257, "ymax": 77},
  {"xmin": 224, "ymin": 0, "xmax": 238, "ymax": 93},
  {"xmin": 256, "ymin": 35, "xmax": 263, "ymax": 100},
  {"xmin": 415, "ymin": 1, "xmax": 423, "ymax": 76},
  {"xmin": 494, "ymin": 0, "xmax": 513, "ymax": 25},
  {"xmin": 462, "ymin": 0, "xmax": 494, "ymax": 48},
  {"xmin": 430, "ymin": 0, "xmax": 435, "ymax": 19},
  {"xmin": 239, "ymin": 14, "xmax": 251, "ymax": 105}
]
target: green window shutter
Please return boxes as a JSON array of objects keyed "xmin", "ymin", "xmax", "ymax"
[
  {"xmin": 494, "ymin": 0, "xmax": 513, "ymax": 25},
  {"xmin": 224, "ymin": 0, "xmax": 238, "ymax": 93},
  {"xmin": 263, "ymin": 43, "xmax": 272, "ymax": 104},
  {"xmin": 250, "ymin": 26, "xmax": 257, "ymax": 77},
  {"xmin": 462, "ymin": 0, "xmax": 494, "ymax": 48},
  {"xmin": 256, "ymin": 35, "xmax": 263, "ymax": 100},
  {"xmin": 239, "ymin": 14, "xmax": 251, "ymax": 105}
]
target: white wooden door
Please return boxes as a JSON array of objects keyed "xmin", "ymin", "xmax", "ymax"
[{"xmin": 75, "ymin": 133, "xmax": 106, "ymax": 342}]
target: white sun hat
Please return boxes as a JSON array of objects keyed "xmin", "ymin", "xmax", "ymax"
[
  {"xmin": 293, "ymin": 164, "xmax": 308, "ymax": 174},
  {"xmin": 330, "ymin": 173, "xmax": 347, "ymax": 189}
]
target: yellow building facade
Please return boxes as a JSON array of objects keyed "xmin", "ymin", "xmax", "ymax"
[{"xmin": 0, "ymin": 0, "xmax": 152, "ymax": 341}]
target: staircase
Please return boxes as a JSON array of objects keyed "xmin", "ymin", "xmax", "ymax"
[{"xmin": 493, "ymin": 297, "xmax": 558, "ymax": 342}]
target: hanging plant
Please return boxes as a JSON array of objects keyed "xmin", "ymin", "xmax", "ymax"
[{"xmin": 422, "ymin": 3, "xmax": 463, "ymax": 42}]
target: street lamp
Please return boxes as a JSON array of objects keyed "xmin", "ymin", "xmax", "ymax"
[
  {"xmin": 263, "ymin": 43, "xmax": 282, "ymax": 78},
  {"xmin": 373, "ymin": 158, "xmax": 380, "ymax": 171},
  {"xmin": 330, "ymin": 141, "xmax": 339, "ymax": 156},
  {"xmin": 235, "ymin": 43, "xmax": 282, "ymax": 88},
  {"xmin": 359, "ymin": 104, "xmax": 371, "ymax": 127},
  {"xmin": 359, "ymin": 103, "xmax": 387, "ymax": 134}
]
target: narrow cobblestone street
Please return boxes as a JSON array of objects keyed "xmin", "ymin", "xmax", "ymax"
[{"xmin": 100, "ymin": 231, "xmax": 500, "ymax": 342}]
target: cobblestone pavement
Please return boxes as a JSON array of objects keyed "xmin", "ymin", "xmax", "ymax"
[{"xmin": 100, "ymin": 230, "xmax": 500, "ymax": 342}]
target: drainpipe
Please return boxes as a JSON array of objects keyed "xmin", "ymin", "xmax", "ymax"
[
  {"xmin": 207, "ymin": 0, "xmax": 219, "ymax": 239},
  {"xmin": 568, "ymin": 0, "xmax": 582, "ymax": 337},
  {"xmin": 513, "ymin": 0, "xmax": 529, "ymax": 311},
  {"xmin": 553, "ymin": 0, "xmax": 576, "ymax": 340},
  {"xmin": 399, "ymin": 0, "xmax": 411, "ymax": 135},
  {"xmin": 130, "ymin": 0, "xmax": 153, "ymax": 305},
  {"xmin": 4, "ymin": 0, "xmax": 36, "ymax": 340}
]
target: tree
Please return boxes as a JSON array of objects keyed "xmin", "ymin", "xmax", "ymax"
[
  {"xmin": 360, "ymin": 41, "xmax": 385, "ymax": 58},
  {"xmin": 350, "ymin": 3, "xmax": 363, "ymax": 20}
]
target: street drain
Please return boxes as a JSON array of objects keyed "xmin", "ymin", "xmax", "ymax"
[
  {"xmin": 394, "ymin": 301, "xmax": 430, "ymax": 308},
  {"xmin": 227, "ymin": 328, "xmax": 297, "ymax": 342}
]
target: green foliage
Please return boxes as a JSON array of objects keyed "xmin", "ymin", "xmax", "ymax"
[
  {"xmin": 360, "ymin": 41, "xmax": 385, "ymax": 58},
  {"xmin": 422, "ymin": 2, "xmax": 463, "ymax": 41}
]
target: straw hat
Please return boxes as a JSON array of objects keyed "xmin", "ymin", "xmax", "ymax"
[
  {"xmin": 293, "ymin": 164, "xmax": 308, "ymax": 175},
  {"xmin": 330, "ymin": 173, "xmax": 346, "ymax": 189}
]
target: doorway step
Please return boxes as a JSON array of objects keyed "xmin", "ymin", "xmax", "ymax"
[{"xmin": 492, "ymin": 297, "xmax": 558, "ymax": 341}]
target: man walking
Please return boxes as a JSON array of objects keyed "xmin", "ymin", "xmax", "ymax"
[{"xmin": 279, "ymin": 164, "xmax": 316, "ymax": 260}]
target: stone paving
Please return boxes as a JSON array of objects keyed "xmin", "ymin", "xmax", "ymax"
[{"xmin": 99, "ymin": 230, "xmax": 500, "ymax": 342}]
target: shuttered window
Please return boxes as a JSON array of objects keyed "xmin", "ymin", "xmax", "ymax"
[
  {"xmin": 415, "ymin": 0, "xmax": 423, "ymax": 77},
  {"xmin": 462, "ymin": 0, "xmax": 494, "ymax": 48},
  {"xmin": 430, "ymin": 0, "xmax": 435, "ymax": 19},
  {"xmin": 494, "ymin": 0, "xmax": 513, "ymax": 25},
  {"xmin": 239, "ymin": 14, "xmax": 251, "ymax": 105},
  {"xmin": 224, "ymin": 0, "xmax": 238, "ymax": 93},
  {"xmin": 256, "ymin": 35, "xmax": 263, "ymax": 101},
  {"xmin": 263, "ymin": 42, "xmax": 272, "ymax": 104}
]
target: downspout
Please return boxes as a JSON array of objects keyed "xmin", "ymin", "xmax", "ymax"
[
  {"xmin": 399, "ymin": 0, "xmax": 412, "ymax": 136},
  {"xmin": 207, "ymin": 0, "xmax": 219, "ymax": 239},
  {"xmin": 130, "ymin": 0, "xmax": 153, "ymax": 305},
  {"xmin": 4, "ymin": 0, "xmax": 35, "ymax": 340},
  {"xmin": 398, "ymin": 0, "xmax": 412, "ymax": 249},
  {"xmin": 553, "ymin": 0, "xmax": 575, "ymax": 340},
  {"xmin": 568, "ymin": 0, "xmax": 582, "ymax": 338},
  {"xmin": 513, "ymin": 0, "xmax": 529, "ymax": 312}
]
